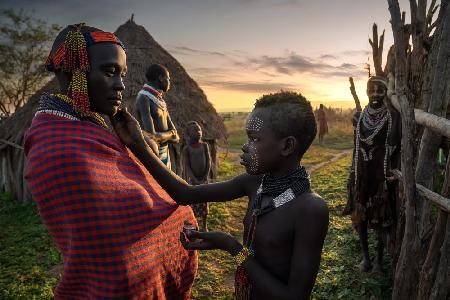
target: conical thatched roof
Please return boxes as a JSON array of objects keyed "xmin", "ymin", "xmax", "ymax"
[{"xmin": 0, "ymin": 18, "xmax": 226, "ymax": 151}]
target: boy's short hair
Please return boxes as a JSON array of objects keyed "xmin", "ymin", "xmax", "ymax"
[
  {"xmin": 145, "ymin": 64, "xmax": 168, "ymax": 82},
  {"xmin": 254, "ymin": 91, "xmax": 317, "ymax": 157}
]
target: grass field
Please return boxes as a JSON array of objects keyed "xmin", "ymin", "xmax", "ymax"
[
  {"xmin": 0, "ymin": 112, "xmax": 393, "ymax": 299},
  {"xmin": 223, "ymin": 111, "xmax": 354, "ymax": 151},
  {"xmin": 222, "ymin": 112, "xmax": 354, "ymax": 168}
]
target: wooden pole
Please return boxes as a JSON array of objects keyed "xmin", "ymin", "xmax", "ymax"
[
  {"xmin": 349, "ymin": 77, "xmax": 362, "ymax": 111},
  {"xmin": 391, "ymin": 169, "xmax": 450, "ymax": 213},
  {"xmin": 388, "ymin": 1, "xmax": 421, "ymax": 298}
]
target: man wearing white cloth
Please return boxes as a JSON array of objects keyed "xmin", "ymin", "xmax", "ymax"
[{"xmin": 135, "ymin": 64, "xmax": 179, "ymax": 169}]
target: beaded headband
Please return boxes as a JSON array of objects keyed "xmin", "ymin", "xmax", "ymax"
[
  {"xmin": 45, "ymin": 23, "xmax": 125, "ymax": 115},
  {"xmin": 367, "ymin": 76, "xmax": 388, "ymax": 89}
]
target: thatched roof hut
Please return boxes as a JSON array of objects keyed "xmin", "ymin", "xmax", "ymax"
[{"xmin": 0, "ymin": 18, "xmax": 226, "ymax": 202}]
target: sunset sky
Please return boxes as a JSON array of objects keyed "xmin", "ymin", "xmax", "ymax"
[{"xmin": 1, "ymin": 0, "xmax": 412, "ymax": 111}]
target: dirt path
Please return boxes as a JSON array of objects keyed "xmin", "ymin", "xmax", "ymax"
[
  {"xmin": 306, "ymin": 149, "xmax": 352, "ymax": 174},
  {"xmin": 221, "ymin": 147, "xmax": 352, "ymax": 175}
]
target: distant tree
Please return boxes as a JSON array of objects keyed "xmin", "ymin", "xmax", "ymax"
[{"xmin": 0, "ymin": 9, "xmax": 60, "ymax": 118}]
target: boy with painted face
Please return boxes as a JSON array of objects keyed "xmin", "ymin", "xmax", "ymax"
[{"xmin": 111, "ymin": 91, "xmax": 329, "ymax": 299}]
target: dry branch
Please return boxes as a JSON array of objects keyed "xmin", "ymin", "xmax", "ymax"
[
  {"xmin": 417, "ymin": 152, "xmax": 450, "ymax": 300},
  {"xmin": 0, "ymin": 139, "xmax": 24, "ymax": 150},
  {"xmin": 348, "ymin": 77, "xmax": 362, "ymax": 111},
  {"xmin": 388, "ymin": 0, "xmax": 421, "ymax": 298},
  {"xmin": 369, "ymin": 24, "xmax": 385, "ymax": 76},
  {"xmin": 427, "ymin": 0, "xmax": 439, "ymax": 25},
  {"xmin": 390, "ymin": 94, "xmax": 450, "ymax": 138},
  {"xmin": 391, "ymin": 169, "xmax": 450, "ymax": 213}
]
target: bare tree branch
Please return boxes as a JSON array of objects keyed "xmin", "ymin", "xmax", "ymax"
[
  {"xmin": 0, "ymin": 9, "xmax": 60, "ymax": 116},
  {"xmin": 348, "ymin": 77, "xmax": 361, "ymax": 111}
]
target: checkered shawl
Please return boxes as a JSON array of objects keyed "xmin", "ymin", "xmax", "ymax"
[{"xmin": 24, "ymin": 113, "xmax": 197, "ymax": 300}]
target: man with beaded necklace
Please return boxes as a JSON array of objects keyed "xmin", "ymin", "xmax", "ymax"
[
  {"xmin": 111, "ymin": 91, "xmax": 329, "ymax": 299},
  {"xmin": 135, "ymin": 64, "xmax": 179, "ymax": 169},
  {"xmin": 23, "ymin": 23, "xmax": 197, "ymax": 299},
  {"xmin": 344, "ymin": 75, "xmax": 401, "ymax": 272}
]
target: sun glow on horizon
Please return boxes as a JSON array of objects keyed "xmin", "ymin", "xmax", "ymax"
[{"xmin": 203, "ymin": 76, "xmax": 370, "ymax": 112}]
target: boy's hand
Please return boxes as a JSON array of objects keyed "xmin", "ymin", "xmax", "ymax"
[
  {"xmin": 180, "ymin": 230, "xmax": 242, "ymax": 255},
  {"xmin": 111, "ymin": 108, "xmax": 146, "ymax": 149}
]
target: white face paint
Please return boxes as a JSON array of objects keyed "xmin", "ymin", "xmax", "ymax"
[
  {"xmin": 245, "ymin": 116, "xmax": 264, "ymax": 174},
  {"xmin": 246, "ymin": 116, "xmax": 264, "ymax": 132},
  {"xmin": 248, "ymin": 143, "xmax": 259, "ymax": 173}
]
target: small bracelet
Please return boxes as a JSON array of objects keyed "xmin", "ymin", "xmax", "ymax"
[{"xmin": 234, "ymin": 246, "xmax": 254, "ymax": 265}]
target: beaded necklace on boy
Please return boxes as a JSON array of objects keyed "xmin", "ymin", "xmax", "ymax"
[{"xmin": 235, "ymin": 166, "xmax": 311, "ymax": 300}]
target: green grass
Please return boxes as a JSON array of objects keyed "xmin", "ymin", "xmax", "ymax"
[
  {"xmin": 222, "ymin": 113, "xmax": 249, "ymax": 150},
  {"xmin": 0, "ymin": 193, "xmax": 60, "ymax": 300},
  {"xmin": 222, "ymin": 113, "xmax": 354, "ymax": 153},
  {"xmin": 311, "ymin": 155, "xmax": 392, "ymax": 299},
  {"xmin": 311, "ymin": 120, "xmax": 354, "ymax": 150},
  {"xmin": 303, "ymin": 146, "xmax": 342, "ymax": 168}
]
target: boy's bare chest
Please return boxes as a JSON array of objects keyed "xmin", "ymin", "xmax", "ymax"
[
  {"xmin": 243, "ymin": 195, "xmax": 296, "ymax": 248},
  {"xmin": 189, "ymin": 146, "xmax": 206, "ymax": 157},
  {"xmin": 188, "ymin": 147, "xmax": 207, "ymax": 164},
  {"xmin": 243, "ymin": 198, "xmax": 297, "ymax": 279}
]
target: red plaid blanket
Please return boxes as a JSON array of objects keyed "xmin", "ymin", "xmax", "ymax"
[{"xmin": 24, "ymin": 113, "xmax": 197, "ymax": 300}]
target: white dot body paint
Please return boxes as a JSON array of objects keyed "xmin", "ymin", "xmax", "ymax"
[
  {"xmin": 248, "ymin": 144, "xmax": 259, "ymax": 173},
  {"xmin": 246, "ymin": 116, "xmax": 264, "ymax": 173},
  {"xmin": 246, "ymin": 116, "xmax": 264, "ymax": 132}
]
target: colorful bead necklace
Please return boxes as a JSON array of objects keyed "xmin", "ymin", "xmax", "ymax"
[
  {"xmin": 54, "ymin": 93, "xmax": 108, "ymax": 128},
  {"xmin": 354, "ymin": 105, "xmax": 392, "ymax": 185},
  {"xmin": 35, "ymin": 93, "xmax": 108, "ymax": 129}
]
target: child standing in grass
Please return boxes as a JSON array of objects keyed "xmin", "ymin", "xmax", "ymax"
[
  {"xmin": 182, "ymin": 121, "xmax": 211, "ymax": 231},
  {"xmin": 112, "ymin": 91, "xmax": 329, "ymax": 300}
]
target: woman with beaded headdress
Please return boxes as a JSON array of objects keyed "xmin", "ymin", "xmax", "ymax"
[
  {"xmin": 111, "ymin": 91, "xmax": 329, "ymax": 299},
  {"xmin": 343, "ymin": 75, "xmax": 401, "ymax": 272},
  {"xmin": 23, "ymin": 23, "xmax": 197, "ymax": 299}
]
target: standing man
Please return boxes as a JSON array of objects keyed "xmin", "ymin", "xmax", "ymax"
[
  {"xmin": 135, "ymin": 64, "xmax": 179, "ymax": 169},
  {"xmin": 317, "ymin": 104, "xmax": 328, "ymax": 144},
  {"xmin": 344, "ymin": 75, "xmax": 401, "ymax": 272}
]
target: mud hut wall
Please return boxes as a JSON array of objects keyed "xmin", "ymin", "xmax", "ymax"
[{"xmin": 0, "ymin": 147, "xmax": 31, "ymax": 202}]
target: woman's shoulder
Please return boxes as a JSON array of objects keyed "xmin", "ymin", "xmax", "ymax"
[{"xmin": 25, "ymin": 113, "xmax": 124, "ymax": 157}]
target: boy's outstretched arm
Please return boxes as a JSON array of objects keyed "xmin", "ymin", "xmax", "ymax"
[{"xmin": 111, "ymin": 108, "xmax": 253, "ymax": 204}]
